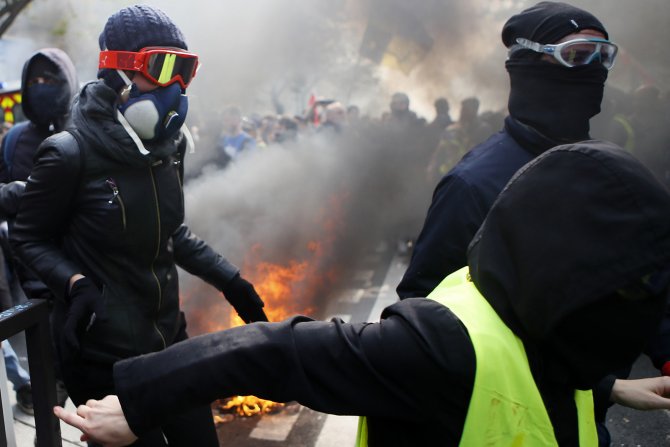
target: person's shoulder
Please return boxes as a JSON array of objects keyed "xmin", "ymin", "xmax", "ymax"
[{"xmin": 37, "ymin": 130, "xmax": 82, "ymax": 165}]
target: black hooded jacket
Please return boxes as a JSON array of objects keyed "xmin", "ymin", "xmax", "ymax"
[
  {"xmin": 10, "ymin": 80, "xmax": 240, "ymax": 364},
  {"xmin": 0, "ymin": 48, "xmax": 78, "ymax": 183},
  {"xmin": 113, "ymin": 141, "xmax": 670, "ymax": 445}
]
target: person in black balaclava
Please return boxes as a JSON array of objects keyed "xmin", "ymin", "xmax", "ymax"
[
  {"xmin": 0, "ymin": 47, "xmax": 78, "ymax": 415},
  {"xmin": 395, "ymin": 2, "xmax": 664, "ymax": 445},
  {"xmin": 10, "ymin": 5, "xmax": 268, "ymax": 446},
  {"xmin": 398, "ymin": 0, "xmax": 612, "ymax": 298},
  {"xmin": 0, "ymin": 49, "xmax": 78, "ymax": 183}
]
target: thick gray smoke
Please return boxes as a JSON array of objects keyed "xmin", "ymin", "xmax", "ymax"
[{"xmin": 3, "ymin": 0, "xmax": 669, "ymax": 331}]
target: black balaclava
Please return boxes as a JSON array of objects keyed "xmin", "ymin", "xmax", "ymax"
[
  {"xmin": 23, "ymin": 55, "xmax": 69, "ymax": 129},
  {"xmin": 502, "ymin": 1, "xmax": 610, "ymax": 143}
]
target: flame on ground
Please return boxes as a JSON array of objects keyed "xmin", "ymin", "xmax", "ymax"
[{"xmin": 216, "ymin": 395, "xmax": 286, "ymax": 418}]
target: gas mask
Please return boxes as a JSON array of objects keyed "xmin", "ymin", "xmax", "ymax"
[{"xmin": 117, "ymin": 77, "xmax": 188, "ymax": 143}]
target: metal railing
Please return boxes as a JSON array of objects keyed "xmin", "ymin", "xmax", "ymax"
[{"xmin": 0, "ymin": 299, "xmax": 61, "ymax": 446}]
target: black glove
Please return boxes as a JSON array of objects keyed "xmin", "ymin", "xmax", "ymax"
[
  {"xmin": 221, "ymin": 274, "xmax": 268, "ymax": 323},
  {"xmin": 62, "ymin": 277, "xmax": 107, "ymax": 361}
]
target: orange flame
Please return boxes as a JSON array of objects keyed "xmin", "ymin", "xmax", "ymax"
[
  {"xmin": 217, "ymin": 395, "xmax": 285, "ymax": 418},
  {"xmin": 195, "ymin": 192, "xmax": 349, "ymax": 417}
]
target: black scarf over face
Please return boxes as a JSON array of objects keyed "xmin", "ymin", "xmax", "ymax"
[{"xmin": 506, "ymin": 59, "xmax": 607, "ymax": 143}]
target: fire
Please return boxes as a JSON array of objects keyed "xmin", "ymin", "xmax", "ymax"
[
  {"xmin": 233, "ymin": 242, "xmax": 321, "ymax": 325},
  {"xmin": 217, "ymin": 395, "xmax": 285, "ymax": 418},
  {"xmin": 199, "ymin": 192, "xmax": 349, "ymax": 418}
]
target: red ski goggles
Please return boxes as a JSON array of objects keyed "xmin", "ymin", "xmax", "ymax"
[{"xmin": 99, "ymin": 47, "xmax": 200, "ymax": 88}]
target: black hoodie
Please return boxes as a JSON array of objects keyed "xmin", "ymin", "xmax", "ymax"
[
  {"xmin": 113, "ymin": 140, "xmax": 670, "ymax": 445},
  {"xmin": 0, "ymin": 48, "xmax": 78, "ymax": 183}
]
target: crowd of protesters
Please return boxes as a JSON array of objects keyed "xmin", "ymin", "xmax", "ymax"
[
  {"xmin": 197, "ymin": 82, "xmax": 670, "ymax": 196},
  {"xmin": 0, "ymin": 1, "xmax": 668, "ymax": 446}
]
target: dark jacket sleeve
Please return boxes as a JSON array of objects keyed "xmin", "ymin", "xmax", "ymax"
[
  {"xmin": 397, "ymin": 174, "xmax": 487, "ymax": 299},
  {"xmin": 114, "ymin": 298, "xmax": 475, "ymax": 439},
  {"xmin": 9, "ymin": 133, "xmax": 82, "ymax": 299},
  {"xmin": 171, "ymin": 224, "xmax": 240, "ymax": 288}
]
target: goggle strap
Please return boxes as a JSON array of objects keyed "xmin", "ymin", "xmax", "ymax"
[
  {"xmin": 515, "ymin": 38, "xmax": 544, "ymax": 53},
  {"xmin": 100, "ymin": 51, "xmax": 140, "ymax": 71},
  {"xmin": 116, "ymin": 69, "xmax": 133, "ymax": 87}
]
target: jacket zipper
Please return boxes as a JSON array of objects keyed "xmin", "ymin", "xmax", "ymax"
[
  {"xmin": 148, "ymin": 166, "xmax": 167, "ymax": 349},
  {"xmin": 173, "ymin": 159, "xmax": 184, "ymax": 213},
  {"xmin": 106, "ymin": 178, "xmax": 127, "ymax": 230}
]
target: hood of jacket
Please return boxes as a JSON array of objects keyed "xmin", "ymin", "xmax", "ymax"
[
  {"xmin": 467, "ymin": 140, "xmax": 670, "ymax": 388},
  {"xmin": 20, "ymin": 48, "xmax": 78, "ymax": 129},
  {"xmin": 70, "ymin": 80, "xmax": 179, "ymax": 171}
]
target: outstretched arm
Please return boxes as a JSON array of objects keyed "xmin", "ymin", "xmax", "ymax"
[{"xmin": 54, "ymin": 299, "xmax": 474, "ymax": 444}]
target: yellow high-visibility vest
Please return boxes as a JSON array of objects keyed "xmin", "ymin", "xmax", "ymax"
[{"xmin": 356, "ymin": 267, "xmax": 597, "ymax": 446}]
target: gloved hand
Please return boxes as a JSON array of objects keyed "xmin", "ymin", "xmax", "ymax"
[
  {"xmin": 221, "ymin": 274, "xmax": 268, "ymax": 323},
  {"xmin": 62, "ymin": 277, "xmax": 107, "ymax": 361}
]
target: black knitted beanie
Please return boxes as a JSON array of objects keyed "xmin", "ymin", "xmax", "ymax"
[
  {"xmin": 98, "ymin": 4, "xmax": 187, "ymax": 90},
  {"xmin": 502, "ymin": 1, "xmax": 607, "ymax": 48}
]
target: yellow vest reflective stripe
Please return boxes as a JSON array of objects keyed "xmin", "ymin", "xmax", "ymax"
[{"xmin": 356, "ymin": 267, "xmax": 597, "ymax": 446}]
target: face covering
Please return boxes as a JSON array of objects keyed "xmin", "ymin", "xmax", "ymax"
[
  {"xmin": 506, "ymin": 59, "xmax": 607, "ymax": 143},
  {"xmin": 25, "ymin": 83, "xmax": 69, "ymax": 128},
  {"xmin": 118, "ymin": 81, "xmax": 188, "ymax": 143}
]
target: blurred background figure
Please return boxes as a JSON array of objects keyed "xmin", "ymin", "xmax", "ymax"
[{"xmin": 217, "ymin": 105, "xmax": 257, "ymax": 167}]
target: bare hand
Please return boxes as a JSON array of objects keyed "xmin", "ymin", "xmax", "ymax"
[
  {"xmin": 53, "ymin": 395, "xmax": 138, "ymax": 447},
  {"xmin": 611, "ymin": 377, "xmax": 670, "ymax": 411}
]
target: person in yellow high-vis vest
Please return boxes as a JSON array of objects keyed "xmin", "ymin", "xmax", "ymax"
[{"xmin": 53, "ymin": 140, "xmax": 670, "ymax": 447}]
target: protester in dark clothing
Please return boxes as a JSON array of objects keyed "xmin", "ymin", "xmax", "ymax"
[
  {"xmin": 385, "ymin": 92, "xmax": 424, "ymax": 129},
  {"xmin": 398, "ymin": 0, "xmax": 613, "ymax": 323},
  {"xmin": 11, "ymin": 5, "xmax": 267, "ymax": 446},
  {"xmin": 0, "ymin": 48, "xmax": 78, "ymax": 183},
  {"xmin": 0, "ymin": 48, "xmax": 78, "ymax": 300},
  {"xmin": 431, "ymin": 97, "xmax": 453, "ymax": 130},
  {"xmin": 55, "ymin": 141, "xmax": 670, "ymax": 447},
  {"xmin": 396, "ymin": 2, "xmax": 653, "ymax": 444},
  {"xmin": 426, "ymin": 97, "xmax": 491, "ymax": 184},
  {"xmin": 0, "ymin": 48, "xmax": 78, "ymax": 411},
  {"xmin": 423, "ymin": 97, "xmax": 453, "ymax": 177}
]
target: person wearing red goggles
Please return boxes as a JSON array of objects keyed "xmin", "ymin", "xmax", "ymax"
[
  {"xmin": 99, "ymin": 46, "xmax": 199, "ymax": 89},
  {"xmin": 10, "ymin": 6, "xmax": 268, "ymax": 447}
]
